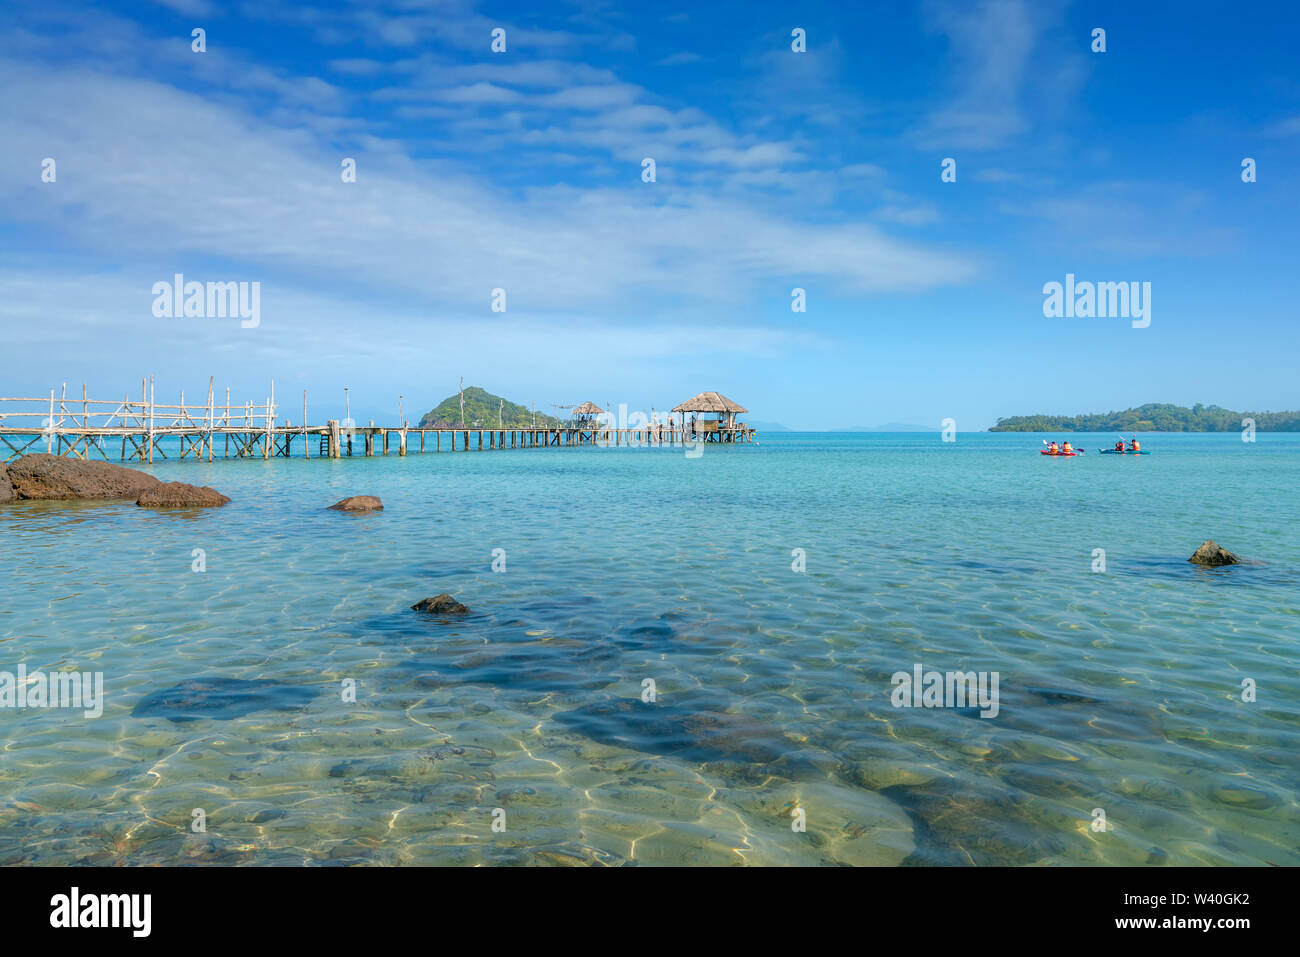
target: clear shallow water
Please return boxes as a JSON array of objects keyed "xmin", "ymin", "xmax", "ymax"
[{"xmin": 1, "ymin": 432, "xmax": 1297, "ymax": 866}]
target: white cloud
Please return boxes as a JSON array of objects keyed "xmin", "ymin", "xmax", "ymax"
[
  {"xmin": 876, "ymin": 203, "xmax": 940, "ymax": 226},
  {"xmin": 656, "ymin": 52, "xmax": 703, "ymax": 66},
  {"xmin": 0, "ymin": 56, "xmax": 972, "ymax": 324},
  {"xmin": 149, "ymin": 0, "xmax": 216, "ymax": 17},
  {"xmin": 911, "ymin": 0, "xmax": 1041, "ymax": 150},
  {"xmin": 1265, "ymin": 115, "xmax": 1300, "ymax": 136},
  {"xmin": 972, "ymin": 167, "xmax": 1021, "ymax": 183}
]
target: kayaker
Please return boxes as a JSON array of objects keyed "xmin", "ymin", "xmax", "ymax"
[
  {"xmin": 1114, "ymin": 440, "xmax": 1125, "ymax": 452},
  {"xmin": 1062, "ymin": 440, "xmax": 1074, "ymax": 454},
  {"xmin": 1127, "ymin": 437, "xmax": 1141, "ymax": 452},
  {"xmin": 1048, "ymin": 441, "xmax": 1059, "ymax": 454}
]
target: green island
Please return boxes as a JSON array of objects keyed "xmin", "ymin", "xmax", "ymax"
[
  {"xmin": 418, "ymin": 386, "xmax": 561, "ymax": 429},
  {"xmin": 990, "ymin": 403, "xmax": 1300, "ymax": 432}
]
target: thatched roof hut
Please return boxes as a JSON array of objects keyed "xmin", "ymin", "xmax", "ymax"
[
  {"xmin": 572, "ymin": 401, "xmax": 604, "ymax": 428},
  {"xmin": 672, "ymin": 391, "xmax": 748, "ymax": 431},
  {"xmin": 672, "ymin": 392, "xmax": 747, "ymax": 415}
]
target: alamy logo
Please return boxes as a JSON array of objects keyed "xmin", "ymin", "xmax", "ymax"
[
  {"xmin": 151, "ymin": 273, "xmax": 260, "ymax": 328},
  {"xmin": 595, "ymin": 404, "xmax": 703, "ymax": 457},
  {"xmin": 0, "ymin": 664, "xmax": 103, "ymax": 718},
  {"xmin": 50, "ymin": 888, "xmax": 150, "ymax": 937},
  {"xmin": 1042, "ymin": 273, "xmax": 1150, "ymax": 328},
  {"xmin": 890, "ymin": 663, "xmax": 999, "ymax": 718}
]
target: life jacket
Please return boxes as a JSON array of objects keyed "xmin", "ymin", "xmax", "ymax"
[
  {"xmin": 1115, "ymin": 442, "xmax": 1124, "ymax": 451},
  {"xmin": 1062, "ymin": 443, "xmax": 1073, "ymax": 453},
  {"xmin": 1048, "ymin": 444, "xmax": 1058, "ymax": 453},
  {"xmin": 1130, "ymin": 440, "xmax": 1140, "ymax": 451}
]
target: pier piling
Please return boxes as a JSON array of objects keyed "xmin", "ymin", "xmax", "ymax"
[{"xmin": 0, "ymin": 383, "xmax": 757, "ymax": 463}]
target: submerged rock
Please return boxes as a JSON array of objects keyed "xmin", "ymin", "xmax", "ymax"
[
  {"xmin": 412, "ymin": 593, "xmax": 470, "ymax": 615},
  {"xmin": 5, "ymin": 453, "xmax": 161, "ymax": 501},
  {"xmin": 404, "ymin": 639, "xmax": 616, "ymax": 694},
  {"xmin": 1188, "ymin": 540, "xmax": 1243, "ymax": 566},
  {"xmin": 328, "ymin": 495, "xmax": 383, "ymax": 511},
  {"xmin": 137, "ymin": 481, "xmax": 231, "ymax": 508},
  {"xmin": 882, "ymin": 780, "xmax": 1068, "ymax": 866},
  {"xmin": 132, "ymin": 677, "xmax": 317, "ymax": 722},
  {"xmin": 552, "ymin": 698, "xmax": 797, "ymax": 766},
  {"xmin": 1209, "ymin": 783, "xmax": 1276, "ymax": 810}
]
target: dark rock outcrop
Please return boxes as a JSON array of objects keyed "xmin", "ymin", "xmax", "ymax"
[
  {"xmin": 137, "ymin": 482, "xmax": 231, "ymax": 508},
  {"xmin": 1, "ymin": 454, "xmax": 231, "ymax": 508},
  {"xmin": 5, "ymin": 453, "xmax": 161, "ymax": 500},
  {"xmin": 1188, "ymin": 540, "xmax": 1243, "ymax": 566},
  {"xmin": 412, "ymin": 594, "xmax": 470, "ymax": 615},
  {"xmin": 132, "ymin": 677, "xmax": 317, "ymax": 722},
  {"xmin": 328, "ymin": 495, "xmax": 383, "ymax": 512}
]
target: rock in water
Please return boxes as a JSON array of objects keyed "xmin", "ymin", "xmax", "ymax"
[
  {"xmin": 402, "ymin": 638, "xmax": 616, "ymax": 694},
  {"xmin": 0, "ymin": 462, "xmax": 12, "ymax": 503},
  {"xmin": 412, "ymin": 593, "xmax": 470, "ymax": 614},
  {"xmin": 1188, "ymin": 540, "xmax": 1243, "ymax": 566},
  {"xmin": 552, "ymin": 698, "xmax": 794, "ymax": 765},
  {"xmin": 5, "ymin": 453, "xmax": 161, "ymax": 500},
  {"xmin": 132, "ymin": 677, "xmax": 317, "ymax": 722},
  {"xmin": 328, "ymin": 495, "xmax": 383, "ymax": 511},
  {"xmin": 137, "ymin": 481, "xmax": 231, "ymax": 508}
]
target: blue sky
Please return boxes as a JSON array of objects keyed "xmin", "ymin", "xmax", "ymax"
[{"xmin": 1, "ymin": 0, "xmax": 1297, "ymax": 429}]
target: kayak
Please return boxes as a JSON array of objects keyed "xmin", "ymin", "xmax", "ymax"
[
  {"xmin": 1098, "ymin": 449, "xmax": 1150, "ymax": 454},
  {"xmin": 1041, "ymin": 450, "xmax": 1079, "ymax": 456}
]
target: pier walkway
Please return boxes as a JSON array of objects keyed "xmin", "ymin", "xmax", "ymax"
[{"xmin": 0, "ymin": 382, "xmax": 756, "ymax": 463}]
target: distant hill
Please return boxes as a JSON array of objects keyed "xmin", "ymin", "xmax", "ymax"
[
  {"xmin": 418, "ymin": 386, "xmax": 559, "ymax": 428},
  {"xmin": 990, "ymin": 403, "xmax": 1300, "ymax": 432}
]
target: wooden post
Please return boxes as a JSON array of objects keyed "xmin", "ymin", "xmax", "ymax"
[
  {"xmin": 45, "ymin": 388, "xmax": 54, "ymax": 455},
  {"xmin": 147, "ymin": 376, "xmax": 155, "ymax": 464},
  {"xmin": 303, "ymin": 390, "xmax": 309, "ymax": 459},
  {"xmin": 328, "ymin": 419, "xmax": 340, "ymax": 458},
  {"xmin": 265, "ymin": 381, "xmax": 274, "ymax": 459},
  {"xmin": 58, "ymin": 382, "xmax": 67, "ymax": 456},
  {"xmin": 206, "ymin": 377, "xmax": 215, "ymax": 461}
]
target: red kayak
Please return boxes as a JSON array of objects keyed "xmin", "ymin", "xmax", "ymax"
[{"xmin": 1040, "ymin": 450, "xmax": 1078, "ymax": 456}]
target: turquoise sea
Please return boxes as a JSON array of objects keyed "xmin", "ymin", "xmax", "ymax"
[{"xmin": 1, "ymin": 432, "xmax": 1297, "ymax": 866}]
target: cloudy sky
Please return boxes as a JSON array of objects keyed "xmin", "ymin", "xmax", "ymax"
[{"xmin": 1, "ymin": 0, "xmax": 1296, "ymax": 428}]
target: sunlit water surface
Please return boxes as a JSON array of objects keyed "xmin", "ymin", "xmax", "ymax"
[{"xmin": 1, "ymin": 432, "xmax": 1297, "ymax": 866}]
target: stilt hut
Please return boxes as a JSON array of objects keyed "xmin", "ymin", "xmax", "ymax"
[
  {"xmin": 672, "ymin": 391, "xmax": 750, "ymax": 442},
  {"xmin": 572, "ymin": 401, "xmax": 604, "ymax": 428}
]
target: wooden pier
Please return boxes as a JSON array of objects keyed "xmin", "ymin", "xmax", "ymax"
[{"xmin": 0, "ymin": 380, "xmax": 756, "ymax": 463}]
